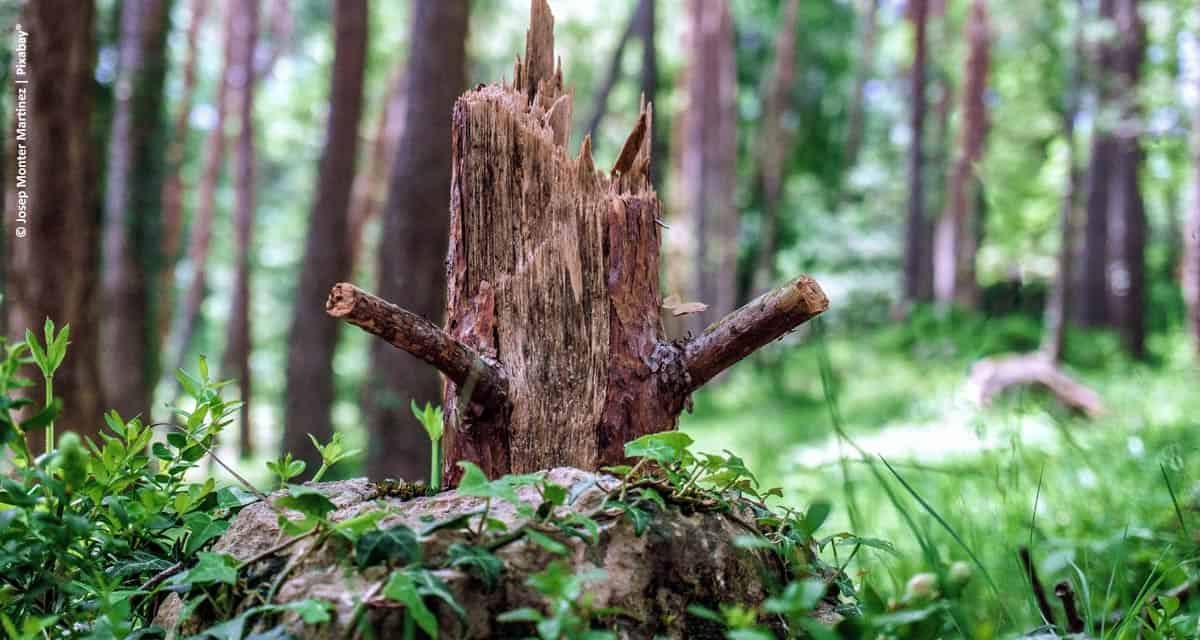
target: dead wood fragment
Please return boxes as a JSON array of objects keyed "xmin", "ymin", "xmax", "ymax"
[
  {"xmin": 325, "ymin": 283, "xmax": 508, "ymax": 413},
  {"xmin": 965, "ymin": 354, "xmax": 1104, "ymax": 418}
]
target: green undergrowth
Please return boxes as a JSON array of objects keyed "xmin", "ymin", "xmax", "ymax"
[{"xmin": 684, "ymin": 309, "xmax": 1200, "ymax": 637}]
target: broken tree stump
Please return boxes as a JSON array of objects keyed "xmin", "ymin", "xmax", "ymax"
[{"xmin": 328, "ymin": 0, "xmax": 829, "ymax": 484}]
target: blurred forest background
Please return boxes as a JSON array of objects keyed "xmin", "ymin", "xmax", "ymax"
[{"xmin": 3, "ymin": 0, "xmax": 1200, "ymax": 620}]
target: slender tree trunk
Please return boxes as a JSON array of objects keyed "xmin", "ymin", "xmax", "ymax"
[
  {"xmin": 583, "ymin": 0, "xmax": 645, "ymax": 139},
  {"xmin": 670, "ymin": 0, "xmax": 737, "ymax": 336},
  {"xmin": 1186, "ymin": 17, "xmax": 1200, "ymax": 353},
  {"xmin": 224, "ymin": 0, "xmax": 259, "ymax": 457},
  {"xmin": 101, "ymin": 0, "xmax": 171, "ymax": 421},
  {"xmin": 159, "ymin": 0, "xmax": 207, "ymax": 347},
  {"xmin": 347, "ymin": 67, "xmax": 404, "ymax": 271},
  {"xmin": 903, "ymin": 0, "xmax": 932, "ymax": 304},
  {"xmin": 1042, "ymin": 0, "xmax": 1084, "ymax": 363},
  {"xmin": 5, "ymin": 0, "xmax": 102, "ymax": 445},
  {"xmin": 363, "ymin": 0, "xmax": 469, "ymax": 481},
  {"xmin": 751, "ymin": 0, "xmax": 801, "ymax": 295},
  {"xmin": 933, "ymin": 0, "xmax": 989, "ymax": 306},
  {"xmin": 1105, "ymin": 0, "xmax": 1146, "ymax": 359},
  {"xmin": 167, "ymin": 3, "xmax": 236, "ymax": 384},
  {"xmin": 844, "ymin": 0, "xmax": 880, "ymax": 169},
  {"xmin": 283, "ymin": 0, "xmax": 368, "ymax": 472},
  {"xmin": 637, "ymin": 0, "xmax": 663, "ymax": 191}
]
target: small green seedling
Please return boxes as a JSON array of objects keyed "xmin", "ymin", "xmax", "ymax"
[
  {"xmin": 411, "ymin": 401, "xmax": 444, "ymax": 493},
  {"xmin": 308, "ymin": 432, "xmax": 360, "ymax": 482},
  {"xmin": 25, "ymin": 318, "xmax": 68, "ymax": 453},
  {"xmin": 266, "ymin": 452, "xmax": 306, "ymax": 489}
]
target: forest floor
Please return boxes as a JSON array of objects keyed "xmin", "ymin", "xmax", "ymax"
[{"xmin": 684, "ymin": 309, "xmax": 1200, "ymax": 635}]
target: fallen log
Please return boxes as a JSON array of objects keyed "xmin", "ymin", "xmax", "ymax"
[{"xmin": 964, "ymin": 353, "xmax": 1104, "ymax": 418}]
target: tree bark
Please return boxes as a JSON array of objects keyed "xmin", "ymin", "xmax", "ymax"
[
  {"xmin": 347, "ymin": 67, "xmax": 404, "ymax": 272},
  {"xmin": 751, "ymin": 0, "xmax": 801, "ymax": 296},
  {"xmin": 5, "ymin": 0, "xmax": 102, "ymax": 444},
  {"xmin": 637, "ymin": 0, "xmax": 663, "ymax": 191},
  {"xmin": 223, "ymin": 0, "xmax": 259, "ymax": 457},
  {"xmin": 1104, "ymin": 0, "xmax": 1146, "ymax": 359},
  {"xmin": 101, "ymin": 0, "xmax": 171, "ymax": 422},
  {"xmin": 1041, "ymin": 0, "xmax": 1084, "ymax": 363},
  {"xmin": 903, "ymin": 0, "xmax": 932, "ymax": 304},
  {"xmin": 669, "ymin": 0, "xmax": 738, "ymax": 336},
  {"xmin": 844, "ymin": 0, "xmax": 880, "ymax": 169},
  {"xmin": 158, "ymin": 0, "xmax": 207, "ymax": 348},
  {"xmin": 167, "ymin": 3, "xmax": 236, "ymax": 384},
  {"xmin": 933, "ymin": 0, "xmax": 989, "ymax": 307},
  {"xmin": 283, "ymin": 0, "xmax": 368, "ymax": 472},
  {"xmin": 363, "ymin": 0, "xmax": 469, "ymax": 481},
  {"xmin": 1186, "ymin": 12, "xmax": 1200, "ymax": 354},
  {"xmin": 332, "ymin": 0, "xmax": 829, "ymax": 484}
]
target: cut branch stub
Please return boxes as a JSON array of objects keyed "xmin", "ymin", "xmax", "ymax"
[
  {"xmin": 325, "ymin": 283, "xmax": 508, "ymax": 414},
  {"xmin": 329, "ymin": 0, "xmax": 829, "ymax": 485}
]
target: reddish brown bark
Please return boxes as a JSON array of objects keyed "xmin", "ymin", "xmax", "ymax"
[
  {"xmin": 669, "ymin": 0, "xmax": 737, "ymax": 335},
  {"xmin": 159, "ymin": 0, "xmax": 207, "ymax": 347},
  {"xmin": 751, "ymin": 0, "xmax": 801, "ymax": 295},
  {"xmin": 903, "ymin": 0, "xmax": 932, "ymax": 303},
  {"xmin": 223, "ymin": 0, "xmax": 259, "ymax": 457},
  {"xmin": 5, "ymin": 0, "xmax": 102, "ymax": 444},
  {"xmin": 933, "ymin": 0, "xmax": 989, "ymax": 306},
  {"xmin": 168, "ymin": 4, "xmax": 237, "ymax": 381},
  {"xmin": 363, "ymin": 0, "xmax": 469, "ymax": 481},
  {"xmin": 100, "ymin": 0, "xmax": 171, "ymax": 420},
  {"xmin": 332, "ymin": 1, "xmax": 829, "ymax": 484},
  {"xmin": 282, "ymin": 0, "xmax": 369, "ymax": 471}
]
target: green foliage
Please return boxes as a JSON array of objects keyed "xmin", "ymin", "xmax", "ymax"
[
  {"xmin": 307, "ymin": 431, "xmax": 360, "ymax": 482},
  {"xmin": 265, "ymin": 452, "xmax": 306, "ymax": 489},
  {"xmin": 412, "ymin": 400, "xmax": 445, "ymax": 492},
  {"xmin": 497, "ymin": 562, "xmax": 617, "ymax": 640}
]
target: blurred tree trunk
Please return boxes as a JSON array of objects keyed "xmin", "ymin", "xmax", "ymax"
[
  {"xmin": 637, "ymin": 0, "xmax": 662, "ymax": 191},
  {"xmin": 1186, "ymin": 31, "xmax": 1200, "ymax": 354},
  {"xmin": 1041, "ymin": 0, "xmax": 1084, "ymax": 363},
  {"xmin": 903, "ymin": 0, "xmax": 932, "ymax": 304},
  {"xmin": 1105, "ymin": 0, "xmax": 1146, "ymax": 359},
  {"xmin": 223, "ymin": 0, "xmax": 258, "ymax": 457},
  {"xmin": 844, "ymin": 0, "xmax": 879, "ymax": 169},
  {"xmin": 5, "ymin": 0, "xmax": 102, "ymax": 444},
  {"xmin": 751, "ymin": 0, "xmax": 800, "ymax": 296},
  {"xmin": 933, "ymin": 0, "xmax": 989, "ymax": 307},
  {"xmin": 363, "ymin": 0, "xmax": 468, "ymax": 481},
  {"xmin": 159, "ymin": 0, "xmax": 207, "ymax": 347},
  {"xmin": 348, "ymin": 67, "xmax": 404, "ymax": 272},
  {"xmin": 101, "ymin": 0, "xmax": 171, "ymax": 421},
  {"xmin": 669, "ymin": 0, "xmax": 737, "ymax": 336},
  {"xmin": 283, "ymin": 0, "xmax": 368, "ymax": 472},
  {"xmin": 583, "ymin": 0, "xmax": 644, "ymax": 139},
  {"xmin": 168, "ymin": 4, "xmax": 236, "ymax": 384}
]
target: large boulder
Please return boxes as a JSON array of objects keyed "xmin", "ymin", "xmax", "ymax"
[{"xmin": 154, "ymin": 468, "xmax": 835, "ymax": 639}]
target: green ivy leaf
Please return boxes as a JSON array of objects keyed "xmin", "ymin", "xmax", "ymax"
[
  {"xmin": 524, "ymin": 529, "xmax": 569, "ymax": 556},
  {"xmin": 183, "ymin": 512, "xmax": 230, "ymax": 556},
  {"xmin": 275, "ymin": 485, "xmax": 335, "ymax": 520},
  {"xmin": 802, "ymin": 500, "xmax": 832, "ymax": 537},
  {"xmin": 382, "ymin": 571, "xmax": 439, "ymax": 638},
  {"xmin": 173, "ymin": 552, "xmax": 239, "ymax": 586},
  {"xmin": 447, "ymin": 543, "xmax": 503, "ymax": 591},
  {"xmin": 355, "ymin": 524, "xmax": 420, "ymax": 570},
  {"xmin": 623, "ymin": 432, "xmax": 693, "ymax": 464}
]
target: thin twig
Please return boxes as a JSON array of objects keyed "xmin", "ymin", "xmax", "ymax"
[
  {"xmin": 1055, "ymin": 580, "xmax": 1085, "ymax": 634},
  {"xmin": 1020, "ymin": 546, "xmax": 1057, "ymax": 628}
]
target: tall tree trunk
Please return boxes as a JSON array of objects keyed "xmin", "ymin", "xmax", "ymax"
[
  {"xmin": 903, "ymin": 0, "xmax": 932, "ymax": 304},
  {"xmin": 224, "ymin": 0, "xmax": 259, "ymax": 457},
  {"xmin": 1041, "ymin": 0, "xmax": 1084, "ymax": 363},
  {"xmin": 347, "ymin": 67, "xmax": 404, "ymax": 272},
  {"xmin": 330, "ymin": 0, "xmax": 828, "ymax": 483},
  {"xmin": 167, "ymin": 3, "xmax": 236, "ymax": 385},
  {"xmin": 5, "ymin": 0, "xmax": 102, "ymax": 445},
  {"xmin": 1186, "ymin": 16, "xmax": 1200, "ymax": 354},
  {"xmin": 283, "ymin": 0, "xmax": 368, "ymax": 472},
  {"xmin": 363, "ymin": 0, "xmax": 469, "ymax": 481},
  {"xmin": 844, "ymin": 0, "xmax": 880, "ymax": 169},
  {"xmin": 751, "ymin": 0, "xmax": 801, "ymax": 295},
  {"xmin": 159, "ymin": 0, "xmax": 207, "ymax": 348},
  {"xmin": 583, "ymin": 0, "xmax": 645, "ymax": 139},
  {"xmin": 933, "ymin": 0, "xmax": 989, "ymax": 306},
  {"xmin": 637, "ymin": 0, "xmax": 663, "ymax": 191},
  {"xmin": 1105, "ymin": 0, "xmax": 1146, "ymax": 358},
  {"xmin": 101, "ymin": 0, "xmax": 171, "ymax": 421},
  {"xmin": 670, "ymin": 0, "xmax": 737, "ymax": 336}
]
